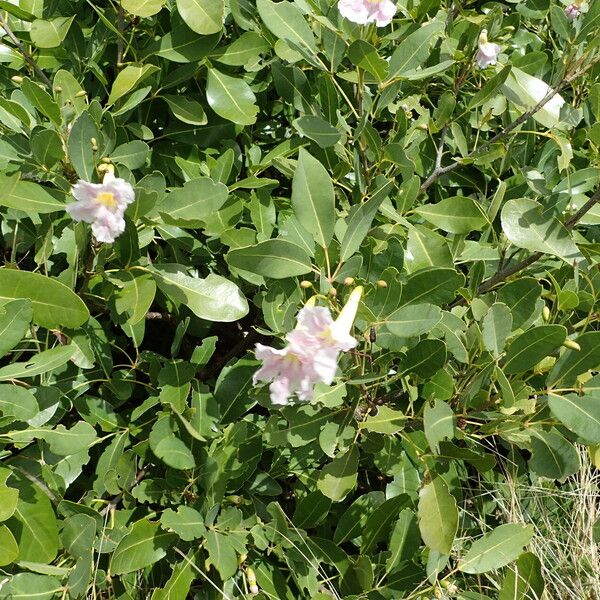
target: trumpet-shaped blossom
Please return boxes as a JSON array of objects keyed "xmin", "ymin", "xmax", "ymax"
[
  {"xmin": 66, "ymin": 168, "xmax": 135, "ymax": 243},
  {"xmin": 338, "ymin": 0, "xmax": 397, "ymax": 27},
  {"xmin": 476, "ymin": 29, "xmax": 501, "ymax": 69},
  {"xmin": 565, "ymin": 3, "xmax": 580, "ymax": 18},
  {"xmin": 253, "ymin": 287, "xmax": 363, "ymax": 405}
]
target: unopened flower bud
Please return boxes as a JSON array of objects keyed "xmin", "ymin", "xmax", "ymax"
[
  {"xmin": 328, "ymin": 287, "xmax": 337, "ymax": 298},
  {"xmin": 101, "ymin": 157, "xmax": 112, "ymax": 164},
  {"xmin": 54, "ymin": 85, "xmax": 62, "ymax": 93},
  {"xmin": 343, "ymin": 277, "xmax": 355, "ymax": 286},
  {"xmin": 246, "ymin": 567, "xmax": 259, "ymax": 595},
  {"xmin": 563, "ymin": 339, "xmax": 581, "ymax": 351},
  {"xmin": 75, "ymin": 90, "xmax": 87, "ymax": 97},
  {"xmin": 419, "ymin": 123, "xmax": 428, "ymax": 130},
  {"xmin": 377, "ymin": 280, "xmax": 388, "ymax": 288},
  {"xmin": 11, "ymin": 76, "xmax": 23, "ymax": 84},
  {"xmin": 300, "ymin": 280, "xmax": 312, "ymax": 289},
  {"xmin": 542, "ymin": 305, "xmax": 551, "ymax": 322}
]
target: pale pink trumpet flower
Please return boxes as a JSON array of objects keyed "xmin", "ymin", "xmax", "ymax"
[
  {"xmin": 66, "ymin": 167, "xmax": 135, "ymax": 243},
  {"xmin": 253, "ymin": 287, "xmax": 363, "ymax": 405},
  {"xmin": 476, "ymin": 29, "xmax": 501, "ymax": 68},
  {"xmin": 338, "ymin": 0, "xmax": 397, "ymax": 27}
]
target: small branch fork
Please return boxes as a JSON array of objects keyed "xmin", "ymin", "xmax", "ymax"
[
  {"xmin": 450, "ymin": 187, "xmax": 600, "ymax": 307},
  {"xmin": 0, "ymin": 12, "xmax": 53, "ymax": 87},
  {"xmin": 420, "ymin": 80, "xmax": 570, "ymax": 192}
]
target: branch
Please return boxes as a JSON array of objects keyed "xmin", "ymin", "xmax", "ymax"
[
  {"xmin": 420, "ymin": 78, "xmax": 570, "ymax": 193},
  {"xmin": 0, "ymin": 13, "xmax": 53, "ymax": 88},
  {"xmin": 451, "ymin": 187, "xmax": 600, "ymax": 305}
]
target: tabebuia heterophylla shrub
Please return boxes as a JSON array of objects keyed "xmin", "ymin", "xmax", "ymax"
[{"xmin": 0, "ymin": 0, "xmax": 600, "ymax": 597}]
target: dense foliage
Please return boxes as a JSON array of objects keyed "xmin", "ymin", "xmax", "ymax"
[{"xmin": 0, "ymin": 0, "xmax": 599, "ymax": 598}]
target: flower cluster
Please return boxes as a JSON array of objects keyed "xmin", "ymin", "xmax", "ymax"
[
  {"xmin": 476, "ymin": 29, "xmax": 501, "ymax": 68},
  {"xmin": 66, "ymin": 167, "xmax": 135, "ymax": 243},
  {"xmin": 253, "ymin": 287, "xmax": 363, "ymax": 405},
  {"xmin": 338, "ymin": 0, "xmax": 396, "ymax": 27},
  {"xmin": 565, "ymin": 3, "xmax": 580, "ymax": 18}
]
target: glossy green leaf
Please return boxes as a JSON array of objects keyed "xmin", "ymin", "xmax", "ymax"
[
  {"xmin": 0, "ymin": 385, "xmax": 39, "ymax": 421},
  {"xmin": 418, "ymin": 478, "xmax": 458, "ymax": 554},
  {"xmin": 0, "ymin": 299, "xmax": 32, "ymax": 359},
  {"xmin": 529, "ymin": 428, "xmax": 580, "ymax": 480},
  {"xmin": 4, "ymin": 574, "xmax": 62, "ymax": 599},
  {"xmin": 291, "ymin": 149, "xmax": 335, "ymax": 248},
  {"xmin": 503, "ymin": 325, "xmax": 566, "ymax": 374},
  {"xmin": 0, "ymin": 270, "xmax": 89, "ymax": 328},
  {"xmin": 176, "ymin": 0, "xmax": 223, "ymax": 35},
  {"xmin": 547, "ymin": 331, "xmax": 600, "ymax": 386},
  {"xmin": 482, "ymin": 303, "xmax": 513, "ymax": 358},
  {"xmin": 0, "ymin": 524, "xmax": 18, "ymax": 566},
  {"xmin": 0, "ymin": 173, "xmax": 65, "ymax": 214},
  {"xmin": 0, "ymin": 345, "xmax": 75, "ymax": 381},
  {"xmin": 460, "ymin": 524, "xmax": 534, "ymax": 574},
  {"xmin": 499, "ymin": 552, "xmax": 545, "ymax": 600},
  {"xmin": 122, "ymin": 0, "xmax": 165, "ymax": 17},
  {"xmin": 161, "ymin": 506, "xmax": 206, "ymax": 541},
  {"xmin": 424, "ymin": 400, "xmax": 455, "ymax": 454},
  {"xmin": 385, "ymin": 303, "xmax": 442, "ymax": 338},
  {"xmin": 206, "ymin": 68, "xmax": 258, "ymax": 125},
  {"xmin": 108, "ymin": 64, "xmax": 159, "ymax": 105},
  {"xmin": 548, "ymin": 393, "xmax": 600, "ymax": 444},
  {"xmin": 388, "ymin": 21, "xmax": 444, "ymax": 79},
  {"xmin": 159, "ymin": 178, "xmax": 228, "ymax": 226},
  {"xmin": 162, "ymin": 94, "xmax": 207, "ymax": 125},
  {"xmin": 317, "ymin": 446, "xmax": 358, "ymax": 502},
  {"xmin": 206, "ymin": 530, "xmax": 238, "ymax": 580},
  {"xmin": 30, "ymin": 16, "xmax": 74, "ymax": 48},
  {"xmin": 111, "ymin": 519, "xmax": 177, "ymax": 575},
  {"xmin": 501, "ymin": 198, "xmax": 581, "ymax": 262},
  {"xmin": 227, "ymin": 239, "xmax": 312, "ymax": 278},
  {"xmin": 150, "ymin": 264, "xmax": 248, "ymax": 322},
  {"xmin": 415, "ymin": 196, "xmax": 487, "ymax": 234},
  {"xmin": 67, "ymin": 111, "xmax": 99, "ymax": 181},
  {"xmin": 293, "ymin": 116, "xmax": 341, "ymax": 148}
]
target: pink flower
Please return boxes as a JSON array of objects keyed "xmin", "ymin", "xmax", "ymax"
[
  {"xmin": 253, "ymin": 287, "xmax": 363, "ymax": 405},
  {"xmin": 476, "ymin": 29, "xmax": 501, "ymax": 69},
  {"xmin": 565, "ymin": 3, "xmax": 580, "ymax": 18},
  {"xmin": 66, "ymin": 169, "xmax": 135, "ymax": 243},
  {"xmin": 338, "ymin": 0, "xmax": 397, "ymax": 27}
]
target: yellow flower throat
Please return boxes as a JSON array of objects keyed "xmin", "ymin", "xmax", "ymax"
[{"xmin": 97, "ymin": 191, "xmax": 117, "ymax": 209}]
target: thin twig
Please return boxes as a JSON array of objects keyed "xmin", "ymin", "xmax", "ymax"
[
  {"xmin": 100, "ymin": 468, "xmax": 146, "ymax": 516},
  {"xmin": 0, "ymin": 13, "xmax": 53, "ymax": 87},
  {"xmin": 420, "ymin": 79, "xmax": 571, "ymax": 192},
  {"xmin": 451, "ymin": 187, "xmax": 600, "ymax": 305}
]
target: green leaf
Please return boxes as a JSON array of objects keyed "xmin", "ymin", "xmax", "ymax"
[
  {"xmin": 576, "ymin": 0, "xmax": 600, "ymax": 42},
  {"xmin": 32, "ymin": 129, "xmax": 65, "ymax": 168},
  {"xmin": 0, "ymin": 269, "xmax": 89, "ymax": 328},
  {"xmin": 482, "ymin": 303, "xmax": 513, "ymax": 358},
  {"xmin": 499, "ymin": 552, "xmax": 545, "ymax": 600},
  {"xmin": 257, "ymin": 0, "xmax": 317, "ymax": 56},
  {"xmin": 348, "ymin": 40, "xmax": 389, "ymax": 81},
  {"xmin": 418, "ymin": 478, "xmax": 458, "ymax": 554},
  {"xmin": 206, "ymin": 68, "xmax": 258, "ymax": 126},
  {"xmin": 293, "ymin": 116, "xmax": 341, "ymax": 148},
  {"xmin": 497, "ymin": 278, "xmax": 542, "ymax": 330},
  {"xmin": 67, "ymin": 111, "xmax": 99, "ymax": 181},
  {"xmin": 0, "ymin": 345, "xmax": 75, "ymax": 381},
  {"xmin": 4, "ymin": 574, "xmax": 62, "ymax": 599},
  {"xmin": 206, "ymin": 530, "xmax": 238, "ymax": 580},
  {"xmin": 340, "ymin": 179, "xmax": 394, "ymax": 262},
  {"xmin": 149, "ymin": 264, "xmax": 248, "ymax": 322},
  {"xmin": 400, "ymin": 339, "xmax": 447, "ymax": 378},
  {"xmin": 149, "ymin": 415, "xmax": 195, "ymax": 469},
  {"xmin": 110, "ymin": 519, "xmax": 177, "ymax": 575},
  {"xmin": 503, "ymin": 325, "xmax": 566, "ymax": 374},
  {"xmin": 386, "ymin": 509, "xmax": 420, "ymax": 573},
  {"xmin": 293, "ymin": 491, "xmax": 332, "ymax": 528},
  {"xmin": 291, "ymin": 149, "xmax": 336, "ymax": 248},
  {"xmin": 30, "ymin": 16, "xmax": 74, "ymax": 48},
  {"xmin": 0, "ymin": 524, "xmax": 18, "ymax": 566},
  {"xmin": 110, "ymin": 140, "xmax": 149, "ymax": 169},
  {"xmin": 0, "ymin": 385, "xmax": 39, "ymax": 421},
  {"xmin": 216, "ymin": 32, "xmax": 270, "ymax": 66},
  {"xmin": 9, "ymin": 421, "xmax": 97, "ymax": 456},
  {"xmin": 0, "ymin": 0, "xmax": 35, "ymax": 20},
  {"xmin": 161, "ymin": 506, "xmax": 206, "ymax": 541},
  {"xmin": 162, "ymin": 94, "xmax": 207, "ymax": 125},
  {"xmin": 6, "ymin": 474, "xmax": 59, "ymax": 564},
  {"xmin": 360, "ymin": 406, "xmax": 407, "ymax": 434},
  {"xmin": 401, "ymin": 267, "xmax": 464, "ymax": 306},
  {"xmin": 21, "ymin": 78, "xmax": 61, "ymax": 126},
  {"xmin": 529, "ymin": 428, "xmax": 580, "ymax": 480},
  {"xmin": 159, "ymin": 178, "xmax": 228, "ymax": 227},
  {"xmin": 317, "ymin": 446, "xmax": 359, "ymax": 502},
  {"xmin": 0, "ymin": 469, "xmax": 19, "ymax": 522},
  {"xmin": 459, "ymin": 524, "xmax": 534, "ymax": 574},
  {"xmin": 0, "ymin": 299, "xmax": 32, "ymax": 359},
  {"xmin": 424, "ymin": 400, "xmax": 455, "ymax": 454},
  {"xmin": 361, "ymin": 494, "xmax": 410, "ymax": 554},
  {"xmin": 108, "ymin": 64, "xmax": 159, "ymax": 105},
  {"xmin": 151, "ymin": 558, "xmax": 195, "ymax": 600},
  {"xmin": 215, "ymin": 358, "xmax": 258, "ymax": 423},
  {"xmin": 112, "ymin": 271, "xmax": 157, "ymax": 325},
  {"xmin": 176, "ymin": 0, "xmax": 223, "ymax": 35},
  {"xmin": 468, "ymin": 65, "xmax": 512, "ymax": 109},
  {"xmin": 0, "ymin": 173, "xmax": 65, "ymax": 214},
  {"xmin": 388, "ymin": 21, "xmax": 445, "ymax": 79},
  {"xmin": 547, "ymin": 331, "xmax": 600, "ymax": 386},
  {"xmin": 501, "ymin": 198, "xmax": 581, "ymax": 263},
  {"xmin": 122, "ymin": 0, "xmax": 165, "ymax": 17},
  {"xmin": 415, "ymin": 196, "xmax": 487, "ymax": 234},
  {"xmin": 227, "ymin": 239, "xmax": 312, "ymax": 278},
  {"xmin": 385, "ymin": 303, "xmax": 442, "ymax": 338},
  {"xmin": 548, "ymin": 393, "xmax": 600, "ymax": 444}
]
